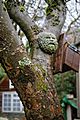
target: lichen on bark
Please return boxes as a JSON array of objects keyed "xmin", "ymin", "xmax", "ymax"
[
  {"xmin": 38, "ymin": 32, "xmax": 58, "ymax": 54},
  {"xmin": 0, "ymin": 0, "xmax": 66, "ymax": 119}
]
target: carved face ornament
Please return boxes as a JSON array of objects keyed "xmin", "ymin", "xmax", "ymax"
[{"xmin": 38, "ymin": 32, "xmax": 58, "ymax": 54}]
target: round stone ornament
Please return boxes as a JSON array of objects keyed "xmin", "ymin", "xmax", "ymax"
[{"xmin": 38, "ymin": 32, "xmax": 58, "ymax": 54}]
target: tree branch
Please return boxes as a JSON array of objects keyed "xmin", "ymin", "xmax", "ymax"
[
  {"xmin": 5, "ymin": 0, "xmax": 39, "ymax": 45},
  {"xmin": 0, "ymin": 0, "xmax": 29, "ymax": 68},
  {"xmin": 66, "ymin": 14, "xmax": 80, "ymax": 33},
  {"xmin": 44, "ymin": 0, "xmax": 66, "ymax": 39}
]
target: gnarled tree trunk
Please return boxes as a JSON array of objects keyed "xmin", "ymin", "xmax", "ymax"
[{"xmin": 0, "ymin": 0, "xmax": 66, "ymax": 120}]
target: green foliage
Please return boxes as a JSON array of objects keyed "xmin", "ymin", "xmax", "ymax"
[
  {"xmin": 54, "ymin": 71, "xmax": 76, "ymax": 100},
  {"xmin": 0, "ymin": 64, "xmax": 6, "ymax": 80}
]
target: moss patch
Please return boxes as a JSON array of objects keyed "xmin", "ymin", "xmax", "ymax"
[
  {"xmin": 31, "ymin": 64, "xmax": 48, "ymax": 92},
  {"xmin": 38, "ymin": 32, "xmax": 58, "ymax": 54},
  {"xmin": 19, "ymin": 5, "xmax": 25, "ymax": 12}
]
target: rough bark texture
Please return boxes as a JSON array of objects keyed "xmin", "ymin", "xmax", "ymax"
[
  {"xmin": 5, "ymin": 0, "xmax": 41, "ymax": 46},
  {"xmin": 44, "ymin": 0, "xmax": 66, "ymax": 39},
  {"xmin": 0, "ymin": 0, "xmax": 66, "ymax": 120}
]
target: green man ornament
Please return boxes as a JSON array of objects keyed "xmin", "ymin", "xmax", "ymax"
[{"xmin": 38, "ymin": 32, "xmax": 58, "ymax": 54}]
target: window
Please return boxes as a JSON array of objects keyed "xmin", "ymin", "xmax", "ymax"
[{"xmin": 2, "ymin": 92, "xmax": 24, "ymax": 113}]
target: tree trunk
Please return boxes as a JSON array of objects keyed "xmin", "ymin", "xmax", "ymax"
[
  {"xmin": 44, "ymin": 0, "xmax": 66, "ymax": 39},
  {"xmin": 0, "ymin": 0, "xmax": 66, "ymax": 120}
]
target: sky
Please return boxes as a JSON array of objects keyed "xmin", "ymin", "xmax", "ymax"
[
  {"xmin": 63, "ymin": 0, "xmax": 80, "ymax": 32},
  {"xmin": 18, "ymin": 0, "xmax": 80, "ymax": 45}
]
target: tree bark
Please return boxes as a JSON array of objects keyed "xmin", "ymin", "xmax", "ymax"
[
  {"xmin": 5, "ymin": 0, "xmax": 41, "ymax": 45},
  {"xmin": 0, "ymin": 0, "xmax": 66, "ymax": 120},
  {"xmin": 44, "ymin": 0, "xmax": 66, "ymax": 39}
]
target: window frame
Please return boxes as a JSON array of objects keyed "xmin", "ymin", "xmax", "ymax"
[{"xmin": 2, "ymin": 91, "xmax": 24, "ymax": 113}]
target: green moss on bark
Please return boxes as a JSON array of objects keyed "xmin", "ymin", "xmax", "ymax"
[{"xmin": 31, "ymin": 64, "xmax": 48, "ymax": 92}]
